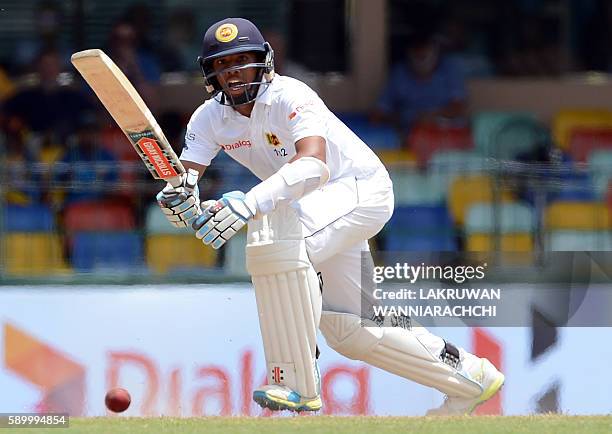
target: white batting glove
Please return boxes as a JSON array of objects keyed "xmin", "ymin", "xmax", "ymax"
[
  {"xmin": 192, "ymin": 191, "xmax": 256, "ymax": 249},
  {"xmin": 156, "ymin": 168, "xmax": 202, "ymax": 228}
]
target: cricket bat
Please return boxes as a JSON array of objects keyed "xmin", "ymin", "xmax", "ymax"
[{"xmin": 71, "ymin": 49, "xmax": 185, "ymax": 187}]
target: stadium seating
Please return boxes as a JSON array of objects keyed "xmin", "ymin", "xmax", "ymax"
[
  {"xmin": 375, "ymin": 149, "xmax": 416, "ymax": 166},
  {"xmin": 463, "ymin": 202, "xmax": 535, "ymax": 254},
  {"xmin": 71, "ymin": 232, "xmax": 143, "ymax": 271},
  {"xmin": 389, "ymin": 169, "xmax": 446, "ymax": 206},
  {"xmin": 569, "ymin": 128, "xmax": 612, "ymax": 162},
  {"xmin": 587, "ymin": 149, "xmax": 612, "ymax": 198},
  {"xmin": 335, "ymin": 113, "xmax": 401, "ymax": 149},
  {"xmin": 146, "ymin": 234, "xmax": 218, "ymax": 274},
  {"xmin": 2, "ymin": 233, "xmax": 69, "ymax": 275},
  {"xmin": 427, "ymin": 150, "xmax": 488, "ymax": 197},
  {"xmin": 1, "ymin": 204, "xmax": 68, "ymax": 275},
  {"xmin": 553, "ymin": 170, "xmax": 597, "ymax": 202},
  {"xmin": 4, "ymin": 204, "xmax": 55, "ymax": 232},
  {"xmin": 385, "ymin": 233, "xmax": 457, "ymax": 251},
  {"xmin": 547, "ymin": 230, "xmax": 612, "ymax": 251},
  {"xmin": 544, "ymin": 201, "xmax": 610, "ymax": 230},
  {"xmin": 552, "ymin": 109, "xmax": 612, "ymax": 150},
  {"xmin": 472, "ymin": 111, "xmax": 544, "ymax": 159},
  {"xmin": 63, "ymin": 201, "xmax": 139, "ymax": 272},
  {"xmin": 447, "ymin": 175, "xmax": 515, "ymax": 226},
  {"xmin": 383, "ymin": 205, "xmax": 457, "ymax": 251},
  {"xmin": 466, "ymin": 233, "xmax": 534, "ymax": 252},
  {"xmin": 144, "ymin": 203, "xmax": 218, "ymax": 274},
  {"xmin": 464, "ymin": 202, "xmax": 535, "ymax": 234},
  {"xmin": 406, "ymin": 124, "xmax": 472, "ymax": 167},
  {"xmin": 64, "ymin": 201, "xmax": 135, "ymax": 231},
  {"xmin": 543, "ymin": 200, "xmax": 612, "ymax": 251}
]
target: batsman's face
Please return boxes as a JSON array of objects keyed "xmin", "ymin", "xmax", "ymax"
[{"xmin": 212, "ymin": 52, "xmax": 259, "ymax": 96}]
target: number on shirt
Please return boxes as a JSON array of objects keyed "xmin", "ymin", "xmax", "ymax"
[{"xmin": 274, "ymin": 148, "xmax": 288, "ymax": 157}]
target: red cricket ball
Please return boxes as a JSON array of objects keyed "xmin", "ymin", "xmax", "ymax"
[{"xmin": 105, "ymin": 388, "xmax": 131, "ymax": 413}]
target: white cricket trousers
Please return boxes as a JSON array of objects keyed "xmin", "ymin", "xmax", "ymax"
[{"xmin": 295, "ymin": 168, "xmax": 394, "ymax": 315}]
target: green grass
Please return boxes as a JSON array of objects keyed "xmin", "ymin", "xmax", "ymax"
[{"xmin": 23, "ymin": 415, "xmax": 612, "ymax": 434}]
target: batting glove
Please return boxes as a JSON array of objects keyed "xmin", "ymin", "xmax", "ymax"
[
  {"xmin": 156, "ymin": 168, "xmax": 201, "ymax": 228},
  {"xmin": 192, "ymin": 191, "xmax": 256, "ymax": 249}
]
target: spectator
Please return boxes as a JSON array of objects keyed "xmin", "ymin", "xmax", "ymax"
[
  {"xmin": 121, "ymin": 3, "xmax": 157, "ymax": 56},
  {"xmin": 1, "ymin": 116, "xmax": 41, "ymax": 205},
  {"xmin": 105, "ymin": 21, "xmax": 160, "ymax": 109},
  {"xmin": 0, "ymin": 65, "xmax": 15, "ymax": 101},
  {"xmin": 159, "ymin": 7, "xmax": 200, "ymax": 72},
  {"xmin": 12, "ymin": 0, "xmax": 73, "ymax": 74},
  {"xmin": 54, "ymin": 113, "xmax": 118, "ymax": 205},
  {"xmin": 262, "ymin": 30, "xmax": 320, "ymax": 92},
  {"xmin": 497, "ymin": 15, "xmax": 563, "ymax": 77},
  {"xmin": 370, "ymin": 31, "xmax": 467, "ymax": 135},
  {"xmin": 3, "ymin": 49, "xmax": 93, "ymax": 142},
  {"xmin": 439, "ymin": 14, "xmax": 494, "ymax": 78},
  {"xmin": 107, "ymin": 20, "xmax": 161, "ymax": 83}
]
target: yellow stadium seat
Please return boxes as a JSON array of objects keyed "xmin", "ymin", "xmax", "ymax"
[
  {"xmin": 376, "ymin": 149, "xmax": 417, "ymax": 166},
  {"xmin": 0, "ymin": 67, "xmax": 15, "ymax": 101},
  {"xmin": 551, "ymin": 109, "xmax": 612, "ymax": 150},
  {"xmin": 448, "ymin": 175, "xmax": 514, "ymax": 225},
  {"xmin": 2, "ymin": 233, "xmax": 70, "ymax": 275},
  {"xmin": 146, "ymin": 235, "xmax": 218, "ymax": 274},
  {"xmin": 466, "ymin": 233, "xmax": 534, "ymax": 252},
  {"xmin": 545, "ymin": 201, "xmax": 610, "ymax": 230}
]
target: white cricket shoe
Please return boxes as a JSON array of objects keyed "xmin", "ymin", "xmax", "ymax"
[{"xmin": 427, "ymin": 357, "xmax": 505, "ymax": 416}]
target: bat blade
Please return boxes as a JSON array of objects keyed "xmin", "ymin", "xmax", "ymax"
[{"xmin": 71, "ymin": 49, "xmax": 184, "ymax": 186}]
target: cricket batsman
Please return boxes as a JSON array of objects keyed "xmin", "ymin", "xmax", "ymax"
[{"xmin": 157, "ymin": 17, "xmax": 504, "ymax": 415}]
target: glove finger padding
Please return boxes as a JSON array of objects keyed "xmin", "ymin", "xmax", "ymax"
[
  {"xmin": 192, "ymin": 191, "xmax": 255, "ymax": 249},
  {"xmin": 156, "ymin": 168, "xmax": 202, "ymax": 228},
  {"xmin": 193, "ymin": 206, "xmax": 217, "ymax": 240}
]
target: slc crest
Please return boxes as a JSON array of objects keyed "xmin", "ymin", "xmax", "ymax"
[{"xmin": 265, "ymin": 132, "xmax": 281, "ymax": 146}]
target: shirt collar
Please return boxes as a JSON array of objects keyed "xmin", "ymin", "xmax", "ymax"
[
  {"xmin": 255, "ymin": 77, "xmax": 277, "ymax": 106},
  {"xmin": 222, "ymin": 103, "xmax": 232, "ymax": 120}
]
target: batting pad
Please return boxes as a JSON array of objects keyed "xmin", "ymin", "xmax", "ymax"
[
  {"xmin": 246, "ymin": 207, "xmax": 322, "ymax": 399},
  {"xmin": 320, "ymin": 311, "xmax": 483, "ymax": 398}
]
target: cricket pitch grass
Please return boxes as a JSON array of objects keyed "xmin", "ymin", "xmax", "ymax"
[{"xmin": 28, "ymin": 415, "xmax": 612, "ymax": 434}]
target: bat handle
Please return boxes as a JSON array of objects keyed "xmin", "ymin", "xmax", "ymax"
[{"xmin": 168, "ymin": 175, "xmax": 183, "ymax": 188}]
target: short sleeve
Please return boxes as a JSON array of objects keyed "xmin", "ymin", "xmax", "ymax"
[
  {"xmin": 281, "ymin": 86, "xmax": 328, "ymax": 144},
  {"xmin": 180, "ymin": 104, "xmax": 221, "ymax": 166}
]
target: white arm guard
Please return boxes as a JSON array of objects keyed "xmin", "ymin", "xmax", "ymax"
[{"xmin": 246, "ymin": 157, "xmax": 330, "ymax": 216}]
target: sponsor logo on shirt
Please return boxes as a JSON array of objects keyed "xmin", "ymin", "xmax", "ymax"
[
  {"xmin": 221, "ymin": 140, "xmax": 252, "ymax": 151},
  {"xmin": 265, "ymin": 132, "xmax": 281, "ymax": 147},
  {"xmin": 288, "ymin": 100, "xmax": 316, "ymax": 120}
]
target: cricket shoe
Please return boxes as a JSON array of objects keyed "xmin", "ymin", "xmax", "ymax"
[
  {"xmin": 253, "ymin": 384, "xmax": 322, "ymax": 412},
  {"xmin": 426, "ymin": 357, "xmax": 505, "ymax": 416}
]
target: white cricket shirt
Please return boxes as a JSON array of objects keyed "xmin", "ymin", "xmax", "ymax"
[{"xmin": 181, "ymin": 75, "xmax": 385, "ymax": 182}]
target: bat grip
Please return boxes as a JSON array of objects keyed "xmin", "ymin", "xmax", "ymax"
[{"xmin": 168, "ymin": 175, "xmax": 183, "ymax": 188}]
